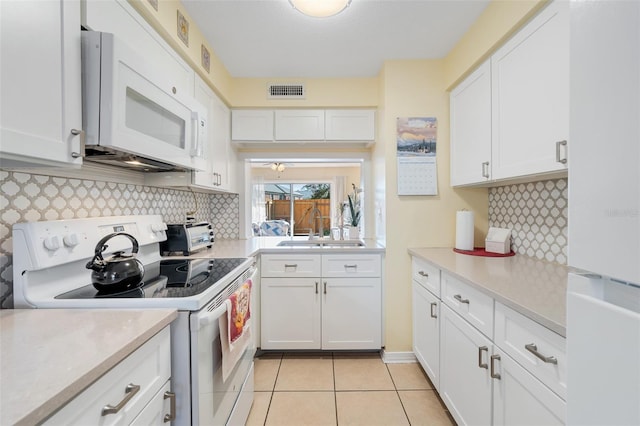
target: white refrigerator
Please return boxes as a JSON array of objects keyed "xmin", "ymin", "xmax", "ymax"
[{"xmin": 566, "ymin": 1, "xmax": 640, "ymax": 425}]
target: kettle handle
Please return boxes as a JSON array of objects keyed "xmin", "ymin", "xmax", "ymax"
[{"xmin": 92, "ymin": 232, "xmax": 140, "ymax": 259}]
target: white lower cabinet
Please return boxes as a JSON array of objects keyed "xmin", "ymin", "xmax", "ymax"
[
  {"xmin": 411, "ymin": 256, "xmax": 567, "ymax": 425},
  {"xmin": 440, "ymin": 304, "xmax": 493, "ymax": 426},
  {"xmin": 261, "ymin": 253, "xmax": 382, "ymax": 350},
  {"xmin": 412, "ymin": 280, "xmax": 440, "ymax": 388},
  {"xmin": 44, "ymin": 327, "xmax": 173, "ymax": 425}
]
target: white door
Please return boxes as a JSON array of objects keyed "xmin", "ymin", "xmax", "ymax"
[
  {"xmin": 274, "ymin": 110, "xmax": 325, "ymax": 140},
  {"xmin": 325, "ymin": 110, "xmax": 375, "ymax": 141},
  {"xmin": 210, "ymin": 92, "xmax": 231, "ymax": 190},
  {"xmin": 193, "ymin": 75, "xmax": 215, "ymax": 188},
  {"xmin": 450, "ymin": 59, "xmax": 492, "ymax": 186},
  {"xmin": 568, "ymin": 0, "xmax": 640, "ymax": 284},
  {"xmin": 0, "ymin": 0, "xmax": 83, "ymax": 167},
  {"xmin": 260, "ymin": 278, "xmax": 321, "ymax": 350},
  {"xmin": 322, "ymin": 278, "xmax": 381, "ymax": 350},
  {"xmin": 412, "ymin": 281, "xmax": 440, "ymax": 389},
  {"xmin": 231, "ymin": 110, "xmax": 274, "ymax": 141},
  {"xmin": 492, "ymin": 347, "xmax": 565, "ymax": 425},
  {"xmin": 440, "ymin": 304, "xmax": 492, "ymax": 426},
  {"xmin": 491, "ymin": 0, "xmax": 569, "ymax": 180}
]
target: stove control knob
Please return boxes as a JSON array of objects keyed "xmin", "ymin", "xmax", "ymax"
[
  {"xmin": 151, "ymin": 223, "xmax": 166, "ymax": 233},
  {"xmin": 63, "ymin": 233, "xmax": 79, "ymax": 247},
  {"xmin": 43, "ymin": 236, "xmax": 61, "ymax": 251}
]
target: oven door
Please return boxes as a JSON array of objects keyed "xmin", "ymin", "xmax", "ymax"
[{"xmin": 189, "ymin": 274, "xmax": 256, "ymax": 425}]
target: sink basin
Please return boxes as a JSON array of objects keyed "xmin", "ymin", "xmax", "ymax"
[{"xmin": 277, "ymin": 240, "xmax": 365, "ymax": 248}]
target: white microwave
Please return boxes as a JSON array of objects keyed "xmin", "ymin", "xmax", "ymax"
[{"xmin": 81, "ymin": 31, "xmax": 207, "ymax": 171}]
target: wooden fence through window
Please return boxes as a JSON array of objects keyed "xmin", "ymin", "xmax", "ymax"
[{"xmin": 267, "ymin": 199, "xmax": 331, "ymax": 236}]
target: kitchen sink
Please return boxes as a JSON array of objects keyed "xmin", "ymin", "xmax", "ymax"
[{"xmin": 277, "ymin": 240, "xmax": 365, "ymax": 248}]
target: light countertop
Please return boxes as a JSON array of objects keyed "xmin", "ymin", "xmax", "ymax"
[
  {"xmin": 188, "ymin": 236, "xmax": 385, "ymax": 259},
  {"xmin": 0, "ymin": 309, "xmax": 177, "ymax": 426},
  {"xmin": 408, "ymin": 248, "xmax": 569, "ymax": 336}
]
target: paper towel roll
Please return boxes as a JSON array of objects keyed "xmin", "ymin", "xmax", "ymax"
[{"xmin": 455, "ymin": 210, "xmax": 475, "ymax": 251}]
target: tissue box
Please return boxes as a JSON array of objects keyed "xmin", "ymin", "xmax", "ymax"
[{"xmin": 485, "ymin": 227, "xmax": 511, "ymax": 254}]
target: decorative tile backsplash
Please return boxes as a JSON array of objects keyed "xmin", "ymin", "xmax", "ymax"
[
  {"xmin": 0, "ymin": 170, "xmax": 239, "ymax": 308},
  {"xmin": 489, "ymin": 178, "xmax": 568, "ymax": 264}
]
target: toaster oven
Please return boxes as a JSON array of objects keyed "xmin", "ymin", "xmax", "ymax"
[{"xmin": 160, "ymin": 222, "xmax": 214, "ymax": 256}]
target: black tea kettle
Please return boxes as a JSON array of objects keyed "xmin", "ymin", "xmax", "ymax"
[{"xmin": 86, "ymin": 232, "xmax": 145, "ymax": 293}]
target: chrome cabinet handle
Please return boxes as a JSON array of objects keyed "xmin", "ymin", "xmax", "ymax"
[
  {"xmin": 344, "ymin": 264, "xmax": 358, "ymax": 269},
  {"xmin": 101, "ymin": 383, "xmax": 140, "ymax": 416},
  {"xmin": 323, "ymin": 281, "xmax": 327, "ymax": 294},
  {"xmin": 490, "ymin": 355, "xmax": 501, "ymax": 379},
  {"xmin": 217, "ymin": 173, "xmax": 222, "ymax": 186},
  {"xmin": 418, "ymin": 271, "xmax": 429, "ymax": 278},
  {"xmin": 481, "ymin": 161, "xmax": 490, "ymax": 178},
  {"xmin": 70, "ymin": 128, "xmax": 85, "ymax": 158},
  {"xmin": 454, "ymin": 294, "xmax": 470, "ymax": 304},
  {"xmin": 163, "ymin": 391, "xmax": 176, "ymax": 423},
  {"xmin": 430, "ymin": 302, "xmax": 437, "ymax": 318},
  {"xmin": 315, "ymin": 281, "xmax": 319, "ymax": 294},
  {"xmin": 284, "ymin": 264, "xmax": 298, "ymax": 269},
  {"xmin": 556, "ymin": 140, "xmax": 568, "ymax": 164},
  {"xmin": 478, "ymin": 346, "xmax": 488, "ymax": 369},
  {"xmin": 525, "ymin": 343, "xmax": 558, "ymax": 364}
]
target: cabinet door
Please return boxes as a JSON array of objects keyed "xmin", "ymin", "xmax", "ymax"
[
  {"xmin": 491, "ymin": 0, "xmax": 569, "ymax": 181},
  {"xmin": 260, "ymin": 277, "xmax": 321, "ymax": 350},
  {"xmin": 231, "ymin": 110, "xmax": 274, "ymax": 141},
  {"xmin": 325, "ymin": 110, "xmax": 375, "ymax": 141},
  {"xmin": 210, "ymin": 91, "xmax": 233, "ymax": 191},
  {"xmin": 0, "ymin": 0, "xmax": 83, "ymax": 168},
  {"xmin": 492, "ymin": 348, "xmax": 565, "ymax": 426},
  {"xmin": 193, "ymin": 75, "xmax": 215, "ymax": 187},
  {"xmin": 440, "ymin": 304, "xmax": 492, "ymax": 426},
  {"xmin": 83, "ymin": 0, "xmax": 193, "ymax": 97},
  {"xmin": 322, "ymin": 278, "xmax": 381, "ymax": 350},
  {"xmin": 568, "ymin": 0, "xmax": 640, "ymax": 284},
  {"xmin": 412, "ymin": 281, "xmax": 440, "ymax": 389},
  {"xmin": 274, "ymin": 110, "xmax": 325, "ymax": 140},
  {"xmin": 450, "ymin": 59, "xmax": 492, "ymax": 186}
]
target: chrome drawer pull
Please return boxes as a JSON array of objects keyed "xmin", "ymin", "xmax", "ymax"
[
  {"xmin": 490, "ymin": 355, "xmax": 501, "ymax": 379},
  {"xmin": 101, "ymin": 383, "xmax": 140, "ymax": 416},
  {"xmin": 525, "ymin": 343, "xmax": 558, "ymax": 364},
  {"xmin": 481, "ymin": 161, "xmax": 490, "ymax": 178},
  {"xmin": 418, "ymin": 271, "xmax": 429, "ymax": 278},
  {"xmin": 315, "ymin": 281, "xmax": 319, "ymax": 294},
  {"xmin": 344, "ymin": 264, "xmax": 358, "ymax": 269},
  {"xmin": 555, "ymin": 140, "xmax": 568, "ymax": 164},
  {"xmin": 478, "ymin": 346, "xmax": 488, "ymax": 369},
  {"xmin": 454, "ymin": 294, "xmax": 470, "ymax": 304},
  {"xmin": 323, "ymin": 281, "xmax": 327, "ymax": 294},
  {"xmin": 430, "ymin": 302, "xmax": 438, "ymax": 319},
  {"xmin": 284, "ymin": 264, "xmax": 298, "ymax": 269}
]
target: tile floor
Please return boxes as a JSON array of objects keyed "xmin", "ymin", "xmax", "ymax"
[{"xmin": 246, "ymin": 352, "xmax": 455, "ymax": 426}]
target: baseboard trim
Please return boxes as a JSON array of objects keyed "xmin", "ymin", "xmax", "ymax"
[{"xmin": 381, "ymin": 350, "xmax": 417, "ymax": 364}]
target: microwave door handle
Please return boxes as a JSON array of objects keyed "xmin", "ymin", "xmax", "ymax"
[{"xmin": 190, "ymin": 111, "xmax": 203, "ymax": 157}]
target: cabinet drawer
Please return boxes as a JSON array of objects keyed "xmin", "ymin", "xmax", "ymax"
[
  {"xmin": 44, "ymin": 327, "xmax": 171, "ymax": 425},
  {"xmin": 494, "ymin": 302, "xmax": 567, "ymax": 399},
  {"xmin": 442, "ymin": 273, "xmax": 494, "ymax": 338},
  {"xmin": 261, "ymin": 254, "xmax": 321, "ymax": 277},
  {"xmin": 129, "ymin": 380, "xmax": 173, "ymax": 425},
  {"xmin": 412, "ymin": 257, "xmax": 441, "ymax": 297},
  {"xmin": 321, "ymin": 254, "xmax": 381, "ymax": 277}
]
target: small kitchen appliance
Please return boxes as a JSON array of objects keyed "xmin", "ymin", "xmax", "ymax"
[
  {"xmin": 12, "ymin": 215, "xmax": 255, "ymax": 426},
  {"xmin": 160, "ymin": 222, "xmax": 214, "ymax": 256}
]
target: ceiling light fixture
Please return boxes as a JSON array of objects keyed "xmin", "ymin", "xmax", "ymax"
[
  {"xmin": 289, "ymin": 0, "xmax": 352, "ymax": 18},
  {"xmin": 270, "ymin": 162, "xmax": 286, "ymax": 172}
]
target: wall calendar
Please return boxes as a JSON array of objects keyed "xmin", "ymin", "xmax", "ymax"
[{"xmin": 396, "ymin": 117, "xmax": 438, "ymax": 195}]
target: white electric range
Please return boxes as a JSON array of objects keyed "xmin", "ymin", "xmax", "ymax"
[{"xmin": 12, "ymin": 215, "xmax": 256, "ymax": 426}]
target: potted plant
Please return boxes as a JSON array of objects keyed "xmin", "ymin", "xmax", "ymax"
[{"xmin": 347, "ymin": 184, "xmax": 361, "ymax": 239}]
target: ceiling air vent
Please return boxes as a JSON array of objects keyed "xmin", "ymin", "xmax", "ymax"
[{"xmin": 267, "ymin": 83, "xmax": 306, "ymax": 99}]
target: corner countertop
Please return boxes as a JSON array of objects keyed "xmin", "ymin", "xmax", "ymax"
[
  {"xmin": 0, "ymin": 309, "xmax": 177, "ymax": 426},
  {"xmin": 408, "ymin": 248, "xmax": 569, "ymax": 336},
  {"xmin": 187, "ymin": 236, "xmax": 385, "ymax": 259}
]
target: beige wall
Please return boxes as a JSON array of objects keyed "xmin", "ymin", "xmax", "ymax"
[
  {"xmin": 376, "ymin": 60, "xmax": 489, "ymax": 352},
  {"xmin": 251, "ymin": 166, "xmax": 360, "ymax": 194}
]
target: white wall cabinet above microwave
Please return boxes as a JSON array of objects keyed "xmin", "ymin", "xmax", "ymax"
[
  {"xmin": 449, "ymin": 0, "xmax": 569, "ymax": 187},
  {"xmin": 231, "ymin": 109, "xmax": 375, "ymax": 145},
  {"xmin": 0, "ymin": 0, "xmax": 83, "ymax": 168}
]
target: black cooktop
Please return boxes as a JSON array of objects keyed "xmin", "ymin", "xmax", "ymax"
[{"xmin": 56, "ymin": 258, "xmax": 248, "ymax": 299}]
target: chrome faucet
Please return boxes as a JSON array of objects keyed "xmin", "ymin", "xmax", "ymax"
[{"xmin": 309, "ymin": 206, "xmax": 324, "ymax": 239}]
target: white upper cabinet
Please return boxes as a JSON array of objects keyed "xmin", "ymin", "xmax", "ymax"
[
  {"xmin": 568, "ymin": 0, "xmax": 640, "ymax": 284},
  {"xmin": 450, "ymin": 60, "xmax": 492, "ymax": 186},
  {"xmin": 82, "ymin": 0, "xmax": 194, "ymax": 98},
  {"xmin": 0, "ymin": 0, "xmax": 83, "ymax": 168},
  {"xmin": 325, "ymin": 110, "xmax": 375, "ymax": 141},
  {"xmin": 491, "ymin": 0, "xmax": 569, "ymax": 181},
  {"xmin": 231, "ymin": 110, "xmax": 274, "ymax": 141},
  {"xmin": 274, "ymin": 110, "xmax": 325, "ymax": 141}
]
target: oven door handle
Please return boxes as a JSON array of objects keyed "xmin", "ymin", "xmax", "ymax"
[{"xmin": 196, "ymin": 302, "xmax": 228, "ymax": 330}]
